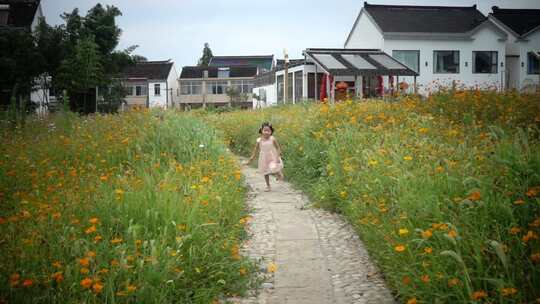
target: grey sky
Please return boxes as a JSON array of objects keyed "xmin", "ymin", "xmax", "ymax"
[{"xmin": 43, "ymin": 0, "xmax": 540, "ymax": 73}]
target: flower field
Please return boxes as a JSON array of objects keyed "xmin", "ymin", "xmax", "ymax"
[
  {"xmin": 205, "ymin": 90, "xmax": 540, "ymax": 303},
  {"xmin": 0, "ymin": 110, "xmax": 255, "ymax": 303}
]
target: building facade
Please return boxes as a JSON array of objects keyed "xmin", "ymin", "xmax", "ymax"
[{"xmin": 344, "ymin": 2, "xmax": 509, "ymax": 94}]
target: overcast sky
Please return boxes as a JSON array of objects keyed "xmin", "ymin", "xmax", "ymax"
[{"xmin": 42, "ymin": 0, "xmax": 540, "ymax": 73}]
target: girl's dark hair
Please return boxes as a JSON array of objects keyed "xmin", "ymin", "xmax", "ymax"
[{"xmin": 258, "ymin": 122, "xmax": 274, "ymax": 134}]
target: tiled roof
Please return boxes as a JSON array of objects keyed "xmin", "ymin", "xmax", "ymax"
[
  {"xmin": 364, "ymin": 2, "xmax": 486, "ymax": 33},
  {"xmin": 180, "ymin": 66, "xmax": 258, "ymax": 79},
  {"xmin": 209, "ymin": 55, "xmax": 274, "ymax": 71},
  {"xmin": 490, "ymin": 6, "xmax": 540, "ymax": 37},
  {"xmin": 121, "ymin": 61, "xmax": 174, "ymax": 80}
]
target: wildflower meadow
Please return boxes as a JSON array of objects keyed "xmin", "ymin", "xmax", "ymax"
[
  {"xmin": 205, "ymin": 90, "xmax": 540, "ymax": 303},
  {"xmin": 0, "ymin": 110, "xmax": 255, "ymax": 303}
]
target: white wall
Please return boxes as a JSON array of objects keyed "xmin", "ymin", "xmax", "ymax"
[
  {"xmin": 381, "ymin": 27, "xmax": 506, "ymax": 94},
  {"xmin": 519, "ymin": 30, "xmax": 540, "ymax": 90},
  {"xmin": 167, "ymin": 64, "xmax": 179, "ymax": 108},
  {"xmin": 344, "ymin": 10, "xmax": 384, "ymax": 49},
  {"xmin": 253, "ymin": 84, "xmax": 277, "ymax": 108},
  {"xmin": 148, "ymin": 81, "xmax": 167, "ymax": 108}
]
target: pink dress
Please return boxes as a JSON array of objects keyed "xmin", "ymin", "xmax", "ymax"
[{"xmin": 257, "ymin": 136, "xmax": 283, "ymax": 175}]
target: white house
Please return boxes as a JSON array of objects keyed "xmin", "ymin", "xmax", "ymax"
[
  {"xmin": 253, "ymin": 49, "xmax": 418, "ymax": 107},
  {"xmin": 119, "ymin": 60, "xmax": 179, "ymax": 110},
  {"xmin": 344, "ymin": 2, "xmax": 509, "ymax": 94},
  {"xmin": 489, "ymin": 6, "xmax": 540, "ymax": 91}
]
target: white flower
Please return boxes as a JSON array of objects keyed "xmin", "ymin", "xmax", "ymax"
[{"xmin": 199, "ymin": 144, "xmax": 205, "ymax": 148}]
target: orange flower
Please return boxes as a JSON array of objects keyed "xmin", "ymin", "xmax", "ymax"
[
  {"xmin": 94, "ymin": 235, "xmax": 103, "ymax": 242},
  {"xmin": 407, "ymin": 298, "xmax": 418, "ymax": 304},
  {"xmin": 79, "ymin": 257, "xmax": 90, "ymax": 267},
  {"xmin": 421, "ymin": 229, "xmax": 433, "ymax": 239},
  {"xmin": 88, "ymin": 217, "xmax": 99, "ymax": 224},
  {"xmin": 127, "ymin": 284, "xmax": 137, "ymax": 293},
  {"xmin": 513, "ymin": 199, "xmax": 525, "ymax": 206},
  {"xmin": 467, "ymin": 191, "xmax": 481, "ymax": 201},
  {"xmin": 523, "ymin": 230, "xmax": 538, "ymax": 243},
  {"xmin": 424, "ymin": 247, "xmax": 433, "ymax": 254},
  {"xmin": 80, "ymin": 278, "xmax": 93, "ymax": 289},
  {"xmin": 85, "ymin": 225, "xmax": 97, "ymax": 234},
  {"xmin": 394, "ymin": 244, "xmax": 406, "ymax": 252},
  {"xmin": 501, "ymin": 287, "xmax": 517, "ymax": 297},
  {"xmin": 92, "ymin": 282, "xmax": 104, "ymax": 294},
  {"xmin": 22, "ymin": 279, "xmax": 33, "ymax": 288},
  {"xmin": 421, "ymin": 274, "xmax": 430, "ymax": 283},
  {"xmin": 530, "ymin": 253, "xmax": 540, "ymax": 263},
  {"xmin": 52, "ymin": 272, "xmax": 64, "ymax": 283},
  {"xmin": 80, "ymin": 268, "xmax": 90, "ymax": 274},
  {"xmin": 526, "ymin": 186, "xmax": 539, "ymax": 198},
  {"xmin": 448, "ymin": 230, "xmax": 458, "ymax": 238},
  {"xmin": 509, "ymin": 227, "xmax": 521, "ymax": 235},
  {"xmin": 86, "ymin": 251, "xmax": 96, "ymax": 258},
  {"xmin": 402, "ymin": 275, "xmax": 411, "ymax": 285},
  {"xmin": 111, "ymin": 238, "xmax": 123, "ymax": 244},
  {"xmin": 448, "ymin": 278, "xmax": 460, "ymax": 287},
  {"xmin": 471, "ymin": 290, "xmax": 487, "ymax": 300},
  {"xmin": 52, "ymin": 261, "xmax": 62, "ymax": 268}
]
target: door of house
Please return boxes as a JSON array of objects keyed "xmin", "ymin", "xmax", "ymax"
[{"xmin": 506, "ymin": 56, "xmax": 520, "ymax": 90}]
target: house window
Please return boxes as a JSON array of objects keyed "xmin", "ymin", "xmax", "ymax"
[
  {"xmin": 392, "ymin": 50, "xmax": 420, "ymax": 73},
  {"xmin": 434, "ymin": 51, "xmax": 460, "ymax": 73},
  {"xmin": 218, "ymin": 68, "xmax": 230, "ymax": 78},
  {"xmin": 0, "ymin": 5, "xmax": 9, "ymax": 26},
  {"xmin": 259, "ymin": 88, "xmax": 267, "ymax": 104},
  {"xmin": 473, "ymin": 51, "xmax": 498, "ymax": 74},
  {"xmin": 135, "ymin": 85, "xmax": 147, "ymax": 96},
  {"xmin": 154, "ymin": 84, "xmax": 161, "ymax": 96},
  {"xmin": 294, "ymin": 71, "xmax": 302, "ymax": 101},
  {"xmin": 210, "ymin": 81, "xmax": 228, "ymax": 94},
  {"xmin": 528, "ymin": 52, "xmax": 540, "ymax": 75},
  {"xmin": 277, "ymin": 75, "xmax": 284, "ymax": 103},
  {"xmin": 125, "ymin": 85, "xmax": 134, "ymax": 96},
  {"xmin": 180, "ymin": 81, "xmax": 202, "ymax": 95},
  {"xmin": 287, "ymin": 73, "xmax": 293, "ymax": 102},
  {"xmin": 230, "ymin": 80, "xmax": 254, "ymax": 94}
]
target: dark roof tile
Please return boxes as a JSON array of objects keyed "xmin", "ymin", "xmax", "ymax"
[
  {"xmin": 364, "ymin": 2, "xmax": 486, "ymax": 33},
  {"xmin": 180, "ymin": 66, "xmax": 258, "ymax": 79},
  {"xmin": 122, "ymin": 61, "xmax": 173, "ymax": 80},
  {"xmin": 491, "ymin": 6, "xmax": 540, "ymax": 36}
]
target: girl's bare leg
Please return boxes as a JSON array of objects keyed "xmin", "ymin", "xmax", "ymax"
[{"xmin": 264, "ymin": 175, "xmax": 271, "ymax": 191}]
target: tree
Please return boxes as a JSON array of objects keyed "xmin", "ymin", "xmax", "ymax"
[
  {"xmin": 132, "ymin": 55, "xmax": 148, "ymax": 62},
  {"xmin": 57, "ymin": 36, "xmax": 103, "ymax": 113},
  {"xmin": 198, "ymin": 43, "xmax": 213, "ymax": 67}
]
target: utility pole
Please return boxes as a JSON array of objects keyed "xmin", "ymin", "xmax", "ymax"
[{"xmin": 283, "ymin": 49, "xmax": 289, "ymax": 103}]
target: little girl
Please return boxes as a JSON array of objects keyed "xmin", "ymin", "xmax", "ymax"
[{"xmin": 244, "ymin": 122, "xmax": 284, "ymax": 192}]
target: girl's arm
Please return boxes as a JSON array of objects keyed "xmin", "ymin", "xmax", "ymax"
[{"xmin": 246, "ymin": 140, "xmax": 259, "ymax": 164}]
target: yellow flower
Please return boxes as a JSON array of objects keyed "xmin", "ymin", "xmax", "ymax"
[
  {"xmin": 500, "ymin": 287, "xmax": 517, "ymax": 297},
  {"xmin": 398, "ymin": 228, "xmax": 409, "ymax": 236},
  {"xmin": 111, "ymin": 238, "xmax": 123, "ymax": 244},
  {"xmin": 86, "ymin": 251, "xmax": 96, "ymax": 258},
  {"xmin": 267, "ymin": 262, "xmax": 277, "ymax": 273},
  {"xmin": 127, "ymin": 284, "xmax": 137, "ymax": 293},
  {"xmin": 394, "ymin": 244, "xmax": 406, "ymax": 252},
  {"xmin": 513, "ymin": 199, "xmax": 525, "ymax": 205},
  {"xmin": 403, "ymin": 156, "xmax": 413, "ymax": 161}
]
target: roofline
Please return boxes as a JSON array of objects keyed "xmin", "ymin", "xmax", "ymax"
[
  {"xmin": 522, "ymin": 24, "xmax": 540, "ymax": 38},
  {"xmin": 306, "ymin": 48, "xmax": 382, "ymax": 53},
  {"xmin": 363, "ymin": 1, "xmax": 479, "ymax": 11},
  {"xmin": 178, "ymin": 76, "xmax": 256, "ymax": 80},
  {"xmin": 210, "ymin": 55, "xmax": 274, "ymax": 59}
]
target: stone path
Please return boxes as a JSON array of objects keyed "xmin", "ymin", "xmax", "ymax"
[{"xmin": 227, "ymin": 161, "xmax": 396, "ymax": 304}]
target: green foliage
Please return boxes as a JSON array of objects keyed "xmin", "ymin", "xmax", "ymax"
[{"xmin": 198, "ymin": 43, "xmax": 213, "ymax": 67}]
